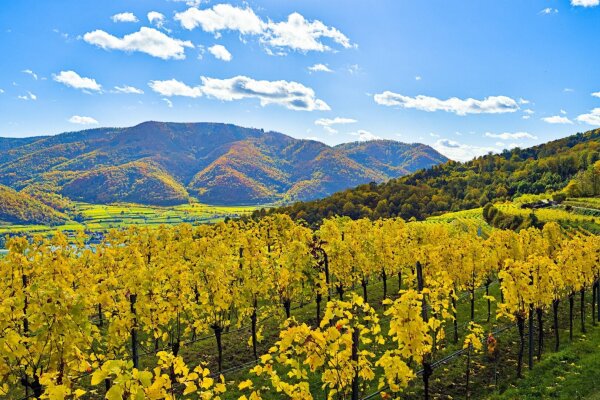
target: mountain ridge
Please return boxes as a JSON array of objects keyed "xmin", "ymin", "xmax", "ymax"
[
  {"xmin": 264, "ymin": 128, "xmax": 600, "ymax": 225},
  {"xmin": 0, "ymin": 121, "xmax": 447, "ymax": 223}
]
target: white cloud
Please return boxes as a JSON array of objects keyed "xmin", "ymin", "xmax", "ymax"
[
  {"xmin": 112, "ymin": 12, "xmax": 138, "ymax": 23},
  {"xmin": 0, "ymin": 88, "xmax": 4, "ymax": 94},
  {"xmin": 175, "ymin": 4, "xmax": 265, "ymax": 34},
  {"xmin": 162, "ymin": 98, "xmax": 173, "ymax": 108},
  {"xmin": 592, "ymin": 92, "xmax": 600, "ymax": 98},
  {"xmin": 149, "ymin": 76, "xmax": 329, "ymax": 111},
  {"xmin": 523, "ymin": 109, "xmax": 535, "ymax": 115},
  {"xmin": 83, "ymin": 27, "xmax": 193, "ymax": 60},
  {"xmin": 149, "ymin": 79, "xmax": 203, "ymax": 98},
  {"xmin": 22, "ymin": 69, "xmax": 38, "ymax": 80},
  {"xmin": 484, "ymin": 131, "xmax": 537, "ymax": 140},
  {"xmin": 113, "ymin": 85, "xmax": 144, "ymax": 94},
  {"xmin": 171, "ymin": 0, "xmax": 202, "ymax": 6},
  {"xmin": 374, "ymin": 92, "xmax": 519, "ymax": 115},
  {"xmin": 560, "ymin": 109, "xmax": 567, "ymax": 115},
  {"xmin": 347, "ymin": 64, "xmax": 361, "ymax": 75},
  {"xmin": 315, "ymin": 117, "xmax": 356, "ymax": 134},
  {"xmin": 542, "ymin": 115, "xmax": 573, "ymax": 124},
  {"xmin": 522, "ymin": 115, "xmax": 531, "ymax": 120},
  {"xmin": 350, "ymin": 130, "xmax": 381, "ymax": 142},
  {"xmin": 53, "ymin": 70, "xmax": 102, "ymax": 91},
  {"xmin": 147, "ymin": 11, "xmax": 166, "ymax": 28},
  {"xmin": 69, "ymin": 115, "xmax": 99, "ymax": 125},
  {"xmin": 576, "ymin": 108, "xmax": 600, "ymax": 125},
  {"xmin": 208, "ymin": 44, "xmax": 232, "ymax": 61},
  {"xmin": 175, "ymin": 4, "xmax": 352, "ymax": 53},
  {"xmin": 263, "ymin": 12, "xmax": 352, "ymax": 52},
  {"xmin": 432, "ymin": 139, "xmax": 497, "ymax": 162},
  {"xmin": 308, "ymin": 63, "xmax": 333, "ymax": 73},
  {"xmin": 200, "ymin": 75, "xmax": 330, "ymax": 111},
  {"xmin": 18, "ymin": 92, "xmax": 36, "ymax": 101},
  {"xmin": 540, "ymin": 7, "xmax": 558, "ymax": 14},
  {"xmin": 315, "ymin": 117, "xmax": 357, "ymax": 127},
  {"xmin": 305, "ymin": 136, "xmax": 322, "ymax": 142},
  {"xmin": 518, "ymin": 97, "xmax": 530, "ymax": 104},
  {"xmin": 571, "ymin": 0, "xmax": 600, "ymax": 6},
  {"xmin": 415, "ymin": 76, "xmax": 422, "ymax": 81},
  {"xmin": 564, "ymin": 88, "xmax": 574, "ymax": 92}
]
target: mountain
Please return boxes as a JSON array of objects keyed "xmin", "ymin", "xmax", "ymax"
[
  {"xmin": 0, "ymin": 185, "xmax": 67, "ymax": 225},
  {"xmin": 263, "ymin": 128, "xmax": 600, "ymax": 226},
  {"xmin": 0, "ymin": 122, "xmax": 446, "ymax": 210}
]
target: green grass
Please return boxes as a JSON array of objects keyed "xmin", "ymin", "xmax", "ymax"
[{"xmin": 489, "ymin": 322, "xmax": 600, "ymax": 399}]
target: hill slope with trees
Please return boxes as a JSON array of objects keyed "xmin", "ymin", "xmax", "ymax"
[{"xmin": 260, "ymin": 129, "xmax": 600, "ymax": 225}]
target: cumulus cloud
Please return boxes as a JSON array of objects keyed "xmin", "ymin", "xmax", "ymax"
[
  {"xmin": 69, "ymin": 115, "xmax": 99, "ymax": 125},
  {"xmin": 83, "ymin": 27, "xmax": 193, "ymax": 60},
  {"xmin": 162, "ymin": 98, "xmax": 173, "ymax": 108},
  {"xmin": 148, "ymin": 79, "xmax": 203, "ymax": 98},
  {"xmin": 592, "ymin": 92, "xmax": 600, "ymax": 98},
  {"xmin": 542, "ymin": 115, "xmax": 573, "ymax": 124},
  {"xmin": 112, "ymin": 12, "xmax": 138, "ymax": 23},
  {"xmin": 18, "ymin": 92, "xmax": 37, "ymax": 101},
  {"xmin": 53, "ymin": 70, "xmax": 102, "ymax": 91},
  {"xmin": 148, "ymin": 75, "xmax": 330, "ymax": 111},
  {"xmin": 22, "ymin": 69, "xmax": 38, "ymax": 80},
  {"xmin": 201, "ymin": 76, "xmax": 330, "ymax": 111},
  {"xmin": 577, "ymin": 108, "xmax": 600, "ymax": 125},
  {"xmin": 175, "ymin": 4, "xmax": 352, "ymax": 53},
  {"xmin": 263, "ymin": 12, "xmax": 352, "ymax": 52},
  {"xmin": 175, "ymin": 4, "xmax": 265, "ymax": 34},
  {"xmin": 308, "ymin": 63, "xmax": 333, "ymax": 73},
  {"xmin": 147, "ymin": 11, "xmax": 166, "ymax": 28},
  {"xmin": 432, "ymin": 139, "xmax": 497, "ymax": 162},
  {"xmin": 374, "ymin": 92, "xmax": 520, "ymax": 116},
  {"xmin": 571, "ymin": 0, "xmax": 599, "ymax": 6},
  {"xmin": 113, "ymin": 85, "xmax": 144, "ymax": 94},
  {"xmin": 484, "ymin": 132, "xmax": 537, "ymax": 140},
  {"xmin": 208, "ymin": 44, "xmax": 232, "ymax": 61}
]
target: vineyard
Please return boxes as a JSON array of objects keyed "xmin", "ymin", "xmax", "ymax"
[{"xmin": 1, "ymin": 215, "xmax": 599, "ymax": 399}]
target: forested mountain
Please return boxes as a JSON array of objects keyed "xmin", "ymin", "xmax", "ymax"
[
  {"xmin": 0, "ymin": 185, "xmax": 67, "ymax": 225},
  {"xmin": 261, "ymin": 129, "xmax": 600, "ymax": 225},
  {"xmin": 0, "ymin": 122, "xmax": 446, "ymax": 223}
]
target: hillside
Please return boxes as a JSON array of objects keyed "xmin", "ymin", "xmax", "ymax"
[
  {"xmin": 0, "ymin": 122, "xmax": 446, "ymax": 207},
  {"xmin": 264, "ymin": 128, "xmax": 600, "ymax": 225},
  {"xmin": 0, "ymin": 185, "xmax": 67, "ymax": 225}
]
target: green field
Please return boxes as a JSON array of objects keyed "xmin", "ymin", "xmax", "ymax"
[{"xmin": 0, "ymin": 201, "xmax": 259, "ymax": 238}]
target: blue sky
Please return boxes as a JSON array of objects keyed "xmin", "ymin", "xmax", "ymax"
[{"xmin": 1, "ymin": 0, "xmax": 600, "ymax": 161}]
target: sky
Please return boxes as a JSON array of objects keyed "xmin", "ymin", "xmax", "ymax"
[{"xmin": 1, "ymin": 0, "xmax": 600, "ymax": 161}]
